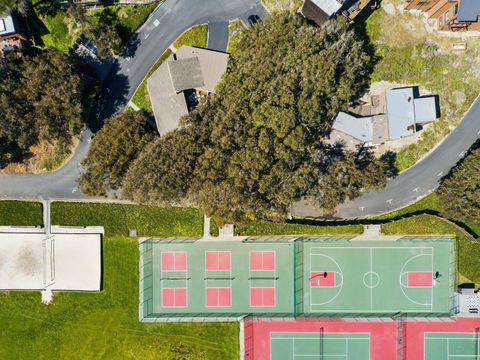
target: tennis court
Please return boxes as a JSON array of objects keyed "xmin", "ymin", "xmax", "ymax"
[
  {"xmin": 424, "ymin": 332, "xmax": 480, "ymax": 360},
  {"xmin": 270, "ymin": 332, "xmax": 370, "ymax": 360},
  {"xmin": 300, "ymin": 240, "xmax": 454, "ymax": 314},
  {"xmin": 139, "ymin": 237, "xmax": 454, "ymax": 320}
]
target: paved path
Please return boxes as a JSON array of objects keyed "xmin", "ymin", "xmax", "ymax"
[
  {"xmin": 292, "ymin": 96, "xmax": 480, "ymax": 219},
  {"xmin": 207, "ymin": 21, "xmax": 229, "ymax": 52},
  {"xmin": 0, "ymin": 0, "xmax": 266, "ymax": 200}
]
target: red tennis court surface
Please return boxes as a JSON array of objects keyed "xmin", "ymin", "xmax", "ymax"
[
  {"xmin": 206, "ymin": 287, "xmax": 231, "ymax": 307},
  {"xmin": 250, "ymin": 287, "xmax": 275, "ymax": 307},
  {"xmin": 250, "ymin": 251, "xmax": 275, "ymax": 271},
  {"xmin": 161, "ymin": 288, "xmax": 187, "ymax": 307},
  {"xmin": 161, "ymin": 251, "xmax": 187, "ymax": 271},
  {"xmin": 407, "ymin": 271, "xmax": 433, "ymax": 287},
  {"xmin": 310, "ymin": 271, "xmax": 335, "ymax": 287},
  {"xmin": 245, "ymin": 318, "xmax": 480, "ymax": 360},
  {"xmin": 205, "ymin": 251, "xmax": 231, "ymax": 271}
]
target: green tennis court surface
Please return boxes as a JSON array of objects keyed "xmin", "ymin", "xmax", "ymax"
[
  {"xmin": 270, "ymin": 332, "xmax": 370, "ymax": 360},
  {"xmin": 300, "ymin": 240, "xmax": 454, "ymax": 314},
  {"xmin": 425, "ymin": 332, "xmax": 480, "ymax": 360},
  {"xmin": 139, "ymin": 237, "xmax": 454, "ymax": 320}
]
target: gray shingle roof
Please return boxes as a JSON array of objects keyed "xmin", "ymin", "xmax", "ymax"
[{"xmin": 167, "ymin": 57, "xmax": 204, "ymax": 92}]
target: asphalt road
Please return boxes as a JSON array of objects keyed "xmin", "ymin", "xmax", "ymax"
[
  {"xmin": 0, "ymin": 0, "xmax": 266, "ymax": 200},
  {"xmin": 292, "ymin": 96, "xmax": 480, "ymax": 219}
]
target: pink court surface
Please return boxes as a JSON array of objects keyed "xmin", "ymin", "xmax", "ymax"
[{"xmin": 245, "ymin": 317, "xmax": 480, "ymax": 360}]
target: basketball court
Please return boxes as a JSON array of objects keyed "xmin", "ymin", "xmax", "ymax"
[
  {"xmin": 300, "ymin": 240, "xmax": 454, "ymax": 315},
  {"xmin": 139, "ymin": 237, "xmax": 454, "ymax": 319}
]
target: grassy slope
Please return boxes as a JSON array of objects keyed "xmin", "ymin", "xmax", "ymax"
[
  {"xmin": 173, "ymin": 24, "xmax": 208, "ymax": 49},
  {"xmin": 131, "ymin": 49, "xmax": 173, "ymax": 116},
  {"xmin": 235, "ymin": 221, "xmax": 363, "ymax": 236},
  {"xmin": 0, "ymin": 201, "xmax": 43, "ymax": 226},
  {"xmin": 365, "ymin": 2, "xmax": 480, "ymax": 171},
  {"xmin": 32, "ymin": 3, "xmax": 157, "ymax": 53},
  {"xmin": 0, "ymin": 236, "xmax": 238, "ymax": 359},
  {"xmin": 51, "ymin": 202, "xmax": 203, "ymax": 237}
]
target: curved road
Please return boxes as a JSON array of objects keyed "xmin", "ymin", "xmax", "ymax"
[
  {"xmin": 0, "ymin": 0, "xmax": 266, "ymax": 199},
  {"xmin": 1, "ymin": 2, "xmax": 479, "ymax": 220},
  {"xmin": 292, "ymin": 96, "xmax": 480, "ymax": 219}
]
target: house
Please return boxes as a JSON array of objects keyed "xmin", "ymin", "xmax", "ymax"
[
  {"xmin": 300, "ymin": 0, "xmax": 375, "ymax": 26},
  {"xmin": 404, "ymin": 0, "xmax": 480, "ymax": 31},
  {"xmin": 147, "ymin": 46, "xmax": 229, "ymax": 135},
  {"xmin": 330, "ymin": 86, "xmax": 438, "ymax": 150},
  {"xmin": 0, "ymin": 12, "xmax": 29, "ymax": 57}
]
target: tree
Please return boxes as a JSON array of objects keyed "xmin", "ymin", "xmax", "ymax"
[
  {"xmin": 0, "ymin": 49, "xmax": 91, "ymax": 167},
  {"xmin": 67, "ymin": 1, "xmax": 86, "ymax": 24},
  {"xmin": 79, "ymin": 112, "xmax": 155, "ymax": 196},
  {"xmin": 437, "ymin": 147, "xmax": 480, "ymax": 223},
  {"xmin": 123, "ymin": 13, "xmax": 387, "ymax": 221},
  {"xmin": 87, "ymin": 23, "xmax": 123, "ymax": 58}
]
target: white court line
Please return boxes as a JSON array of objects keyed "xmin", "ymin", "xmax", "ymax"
[{"xmin": 370, "ymin": 248, "xmax": 373, "ymax": 311}]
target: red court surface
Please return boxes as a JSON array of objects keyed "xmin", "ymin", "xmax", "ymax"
[
  {"xmin": 310, "ymin": 271, "xmax": 335, "ymax": 287},
  {"xmin": 250, "ymin": 287, "xmax": 276, "ymax": 307},
  {"xmin": 405, "ymin": 318, "xmax": 480, "ymax": 360},
  {"xmin": 205, "ymin": 251, "xmax": 231, "ymax": 271},
  {"xmin": 408, "ymin": 271, "xmax": 433, "ymax": 287},
  {"xmin": 161, "ymin": 251, "xmax": 187, "ymax": 271},
  {"xmin": 250, "ymin": 251, "xmax": 276, "ymax": 271},
  {"xmin": 206, "ymin": 287, "xmax": 231, "ymax": 307},
  {"xmin": 161, "ymin": 288, "xmax": 187, "ymax": 307},
  {"xmin": 245, "ymin": 318, "xmax": 397, "ymax": 360},
  {"xmin": 245, "ymin": 318, "xmax": 480, "ymax": 360}
]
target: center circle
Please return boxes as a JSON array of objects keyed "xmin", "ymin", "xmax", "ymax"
[{"xmin": 363, "ymin": 271, "xmax": 380, "ymax": 288}]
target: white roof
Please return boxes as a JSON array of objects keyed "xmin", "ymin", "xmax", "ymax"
[
  {"xmin": 311, "ymin": 0, "xmax": 342, "ymax": 16},
  {"xmin": 0, "ymin": 15, "xmax": 15, "ymax": 37},
  {"xmin": 414, "ymin": 97, "xmax": 437, "ymax": 124},
  {"xmin": 386, "ymin": 87, "xmax": 416, "ymax": 140},
  {"xmin": 0, "ymin": 228, "xmax": 102, "ymax": 291}
]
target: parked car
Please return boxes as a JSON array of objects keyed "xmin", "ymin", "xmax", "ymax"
[{"xmin": 247, "ymin": 14, "xmax": 260, "ymax": 26}]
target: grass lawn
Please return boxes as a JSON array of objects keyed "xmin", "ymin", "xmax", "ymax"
[
  {"xmin": 30, "ymin": 3, "xmax": 157, "ymax": 53},
  {"xmin": 0, "ymin": 200, "xmax": 43, "ymax": 226},
  {"xmin": 0, "ymin": 236, "xmax": 239, "ymax": 359},
  {"xmin": 173, "ymin": 24, "xmax": 208, "ymax": 49},
  {"xmin": 365, "ymin": 0, "xmax": 480, "ymax": 171},
  {"xmin": 51, "ymin": 201, "xmax": 203, "ymax": 237},
  {"xmin": 235, "ymin": 221, "xmax": 363, "ymax": 236},
  {"xmin": 130, "ymin": 49, "xmax": 173, "ymax": 116},
  {"xmin": 227, "ymin": 20, "xmax": 245, "ymax": 54},
  {"xmin": 382, "ymin": 215, "xmax": 480, "ymax": 285}
]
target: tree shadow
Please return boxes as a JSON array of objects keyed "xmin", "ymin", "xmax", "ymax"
[
  {"xmin": 86, "ymin": 60, "xmax": 131, "ymax": 133},
  {"xmin": 379, "ymin": 150, "xmax": 398, "ymax": 177},
  {"xmin": 33, "ymin": 0, "xmax": 62, "ymax": 17},
  {"xmin": 122, "ymin": 32, "xmax": 140, "ymax": 58}
]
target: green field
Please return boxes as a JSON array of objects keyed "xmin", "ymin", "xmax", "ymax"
[
  {"xmin": 173, "ymin": 24, "xmax": 208, "ymax": 49},
  {"xmin": 0, "ymin": 236, "xmax": 239, "ymax": 359},
  {"xmin": 0, "ymin": 200, "xmax": 43, "ymax": 226},
  {"xmin": 424, "ymin": 332, "xmax": 480, "ymax": 360},
  {"xmin": 50, "ymin": 201, "xmax": 203, "ymax": 237}
]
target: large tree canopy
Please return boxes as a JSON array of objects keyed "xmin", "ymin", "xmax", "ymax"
[
  {"xmin": 79, "ymin": 111, "xmax": 155, "ymax": 196},
  {"xmin": 437, "ymin": 147, "xmax": 480, "ymax": 223},
  {"xmin": 0, "ymin": 49, "xmax": 90, "ymax": 166},
  {"xmin": 123, "ymin": 14, "xmax": 387, "ymax": 220}
]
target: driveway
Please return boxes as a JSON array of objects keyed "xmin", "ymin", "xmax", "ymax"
[
  {"xmin": 207, "ymin": 21, "xmax": 229, "ymax": 52},
  {"xmin": 0, "ymin": 0, "xmax": 267, "ymax": 200},
  {"xmin": 292, "ymin": 95, "xmax": 480, "ymax": 219}
]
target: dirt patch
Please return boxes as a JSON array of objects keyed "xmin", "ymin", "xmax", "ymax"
[{"xmin": 1, "ymin": 138, "xmax": 78, "ymax": 174}]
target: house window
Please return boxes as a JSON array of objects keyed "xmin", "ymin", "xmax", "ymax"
[
  {"xmin": 439, "ymin": 16, "xmax": 443, "ymax": 27},
  {"xmin": 0, "ymin": 19, "xmax": 5, "ymax": 32},
  {"xmin": 445, "ymin": 10, "xmax": 450, "ymax": 22},
  {"xmin": 454, "ymin": 4, "xmax": 458, "ymax": 14}
]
